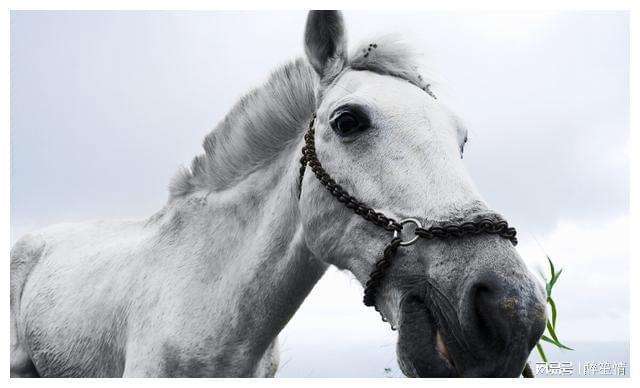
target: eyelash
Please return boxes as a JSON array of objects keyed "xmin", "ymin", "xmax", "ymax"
[{"xmin": 329, "ymin": 105, "xmax": 371, "ymax": 137}]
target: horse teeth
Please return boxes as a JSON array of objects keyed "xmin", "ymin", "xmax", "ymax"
[{"xmin": 436, "ymin": 330, "xmax": 452, "ymax": 364}]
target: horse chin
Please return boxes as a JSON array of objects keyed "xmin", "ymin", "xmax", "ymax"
[{"xmin": 396, "ymin": 296, "xmax": 459, "ymax": 378}]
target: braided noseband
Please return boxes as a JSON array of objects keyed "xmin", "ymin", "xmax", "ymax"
[{"xmin": 298, "ymin": 114, "xmax": 532, "ymax": 377}]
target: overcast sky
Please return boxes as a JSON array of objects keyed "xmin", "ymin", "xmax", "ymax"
[{"xmin": 10, "ymin": 11, "xmax": 629, "ymax": 377}]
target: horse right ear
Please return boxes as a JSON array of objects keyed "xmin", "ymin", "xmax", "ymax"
[{"xmin": 304, "ymin": 10, "xmax": 348, "ymax": 80}]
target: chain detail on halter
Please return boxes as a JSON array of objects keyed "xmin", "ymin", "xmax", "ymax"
[
  {"xmin": 298, "ymin": 113, "xmax": 518, "ymax": 306},
  {"xmin": 299, "ymin": 114, "xmax": 402, "ymax": 232},
  {"xmin": 363, "ymin": 218, "xmax": 517, "ymax": 308}
]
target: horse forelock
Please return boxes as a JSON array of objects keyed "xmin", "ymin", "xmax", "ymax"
[
  {"xmin": 349, "ymin": 35, "xmax": 437, "ymax": 95},
  {"xmin": 168, "ymin": 36, "xmax": 436, "ymax": 201}
]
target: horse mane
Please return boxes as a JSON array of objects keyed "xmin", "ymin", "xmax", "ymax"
[{"xmin": 168, "ymin": 36, "xmax": 431, "ymax": 200}]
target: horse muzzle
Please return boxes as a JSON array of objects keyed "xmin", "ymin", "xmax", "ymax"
[{"xmin": 396, "ymin": 268, "xmax": 547, "ymax": 378}]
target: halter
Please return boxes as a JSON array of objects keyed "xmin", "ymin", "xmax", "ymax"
[
  {"xmin": 298, "ymin": 114, "xmax": 518, "ymax": 311},
  {"xmin": 297, "ymin": 114, "xmax": 536, "ymax": 378}
]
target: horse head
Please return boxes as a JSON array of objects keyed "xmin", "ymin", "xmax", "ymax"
[{"xmin": 298, "ymin": 10, "xmax": 546, "ymax": 377}]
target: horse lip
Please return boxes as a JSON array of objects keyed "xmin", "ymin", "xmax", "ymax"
[{"xmin": 435, "ymin": 329, "xmax": 457, "ymax": 372}]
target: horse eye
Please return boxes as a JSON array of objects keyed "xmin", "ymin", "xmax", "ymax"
[{"xmin": 330, "ymin": 112, "xmax": 363, "ymax": 136}]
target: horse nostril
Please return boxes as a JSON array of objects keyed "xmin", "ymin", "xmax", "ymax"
[{"xmin": 468, "ymin": 280, "xmax": 515, "ymax": 352}]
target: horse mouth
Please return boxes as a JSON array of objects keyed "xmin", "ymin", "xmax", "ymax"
[
  {"xmin": 397, "ymin": 295, "xmax": 461, "ymax": 377},
  {"xmin": 397, "ymin": 286, "xmax": 541, "ymax": 377},
  {"xmin": 435, "ymin": 330, "xmax": 456, "ymax": 371}
]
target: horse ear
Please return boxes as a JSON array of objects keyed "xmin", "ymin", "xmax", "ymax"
[{"xmin": 304, "ymin": 10, "xmax": 348, "ymax": 80}]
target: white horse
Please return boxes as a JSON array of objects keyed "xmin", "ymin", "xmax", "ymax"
[{"xmin": 10, "ymin": 11, "xmax": 546, "ymax": 377}]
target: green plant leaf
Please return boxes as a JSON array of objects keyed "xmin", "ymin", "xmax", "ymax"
[
  {"xmin": 547, "ymin": 255, "xmax": 556, "ymax": 279},
  {"xmin": 546, "ymin": 321, "xmax": 559, "ymax": 342},
  {"xmin": 549, "ymin": 269, "xmax": 563, "ymax": 294},
  {"xmin": 555, "ymin": 342, "xmax": 574, "ymax": 351},
  {"xmin": 548, "ymin": 296, "xmax": 558, "ymax": 329},
  {"xmin": 531, "ymin": 253, "xmax": 573, "ymax": 369},
  {"xmin": 546, "ymin": 283, "xmax": 552, "ymax": 298},
  {"xmin": 536, "ymin": 343, "xmax": 548, "ymax": 363},
  {"xmin": 545, "ymin": 321, "xmax": 574, "ymax": 350}
]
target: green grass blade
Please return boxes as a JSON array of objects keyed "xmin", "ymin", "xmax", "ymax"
[
  {"xmin": 536, "ymin": 343, "xmax": 548, "ymax": 363},
  {"xmin": 546, "ymin": 321, "xmax": 559, "ymax": 342},
  {"xmin": 546, "ymin": 283, "xmax": 552, "ymax": 298},
  {"xmin": 554, "ymin": 341, "xmax": 574, "ymax": 351},
  {"xmin": 548, "ymin": 296, "xmax": 558, "ymax": 329},
  {"xmin": 540, "ymin": 335, "xmax": 556, "ymax": 344},
  {"xmin": 545, "ymin": 321, "xmax": 574, "ymax": 350},
  {"xmin": 532, "ymin": 253, "xmax": 574, "ymax": 363},
  {"xmin": 549, "ymin": 268, "xmax": 563, "ymax": 292},
  {"xmin": 547, "ymin": 255, "xmax": 556, "ymax": 279}
]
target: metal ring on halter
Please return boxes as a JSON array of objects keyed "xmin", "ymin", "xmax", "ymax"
[{"xmin": 392, "ymin": 218, "xmax": 423, "ymax": 246}]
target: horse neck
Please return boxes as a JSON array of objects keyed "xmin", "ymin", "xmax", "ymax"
[{"xmin": 168, "ymin": 137, "xmax": 327, "ymax": 351}]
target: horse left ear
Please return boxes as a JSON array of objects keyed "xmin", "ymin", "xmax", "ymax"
[{"xmin": 304, "ymin": 10, "xmax": 348, "ymax": 80}]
